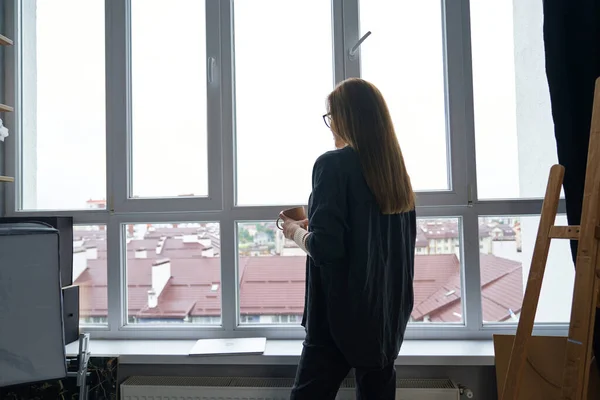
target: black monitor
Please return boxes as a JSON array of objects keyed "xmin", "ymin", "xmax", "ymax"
[
  {"xmin": 0, "ymin": 216, "xmax": 73, "ymax": 287},
  {"xmin": 0, "ymin": 222, "xmax": 67, "ymax": 387}
]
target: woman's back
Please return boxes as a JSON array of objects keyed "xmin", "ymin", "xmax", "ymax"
[{"xmin": 304, "ymin": 146, "xmax": 416, "ymax": 369}]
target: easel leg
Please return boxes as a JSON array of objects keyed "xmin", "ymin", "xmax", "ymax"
[
  {"xmin": 560, "ymin": 78, "xmax": 600, "ymax": 400},
  {"xmin": 500, "ymin": 165, "xmax": 565, "ymax": 400}
]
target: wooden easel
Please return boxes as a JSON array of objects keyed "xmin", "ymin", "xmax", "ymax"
[{"xmin": 496, "ymin": 78, "xmax": 600, "ymax": 400}]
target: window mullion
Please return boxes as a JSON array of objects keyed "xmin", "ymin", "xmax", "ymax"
[
  {"xmin": 444, "ymin": 0, "xmax": 482, "ymax": 332},
  {"xmin": 462, "ymin": 208, "xmax": 483, "ymax": 333},
  {"xmin": 331, "ymin": 0, "xmax": 347, "ymax": 83},
  {"xmin": 442, "ymin": 0, "xmax": 471, "ymax": 206},
  {"xmin": 340, "ymin": 0, "xmax": 360, "ymax": 79},
  {"xmin": 458, "ymin": 0, "xmax": 478, "ymax": 205},
  {"xmin": 106, "ymin": 216, "xmax": 124, "ymax": 332},
  {"xmin": 219, "ymin": 0, "xmax": 236, "ymax": 334},
  {"xmin": 105, "ymin": 0, "xmax": 129, "ymax": 214},
  {"xmin": 205, "ymin": 0, "xmax": 224, "ymax": 212},
  {"xmin": 104, "ymin": 0, "xmax": 129, "ymax": 334}
]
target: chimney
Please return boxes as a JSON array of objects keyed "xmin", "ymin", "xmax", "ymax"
[
  {"xmin": 86, "ymin": 246, "xmax": 98, "ymax": 260},
  {"xmin": 148, "ymin": 289, "xmax": 158, "ymax": 308},
  {"xmin": 151, "ymin": 259, "xmax": 171, "ymax": 299},
  {"xmin": 199, "ymin": 237, "xmax": 212, "ymax": 248},
  {"xmin": 72, "ymin": 248, "xmax": 88, "ymax": 282},
  {"xmin": 202, "ymin": 247, "xmax": 214, "ymax": 258},
  {"xmin": 73, "ymin": 237, "xmax": 85, "ymax": 248},
  {"xmin": 183, "ymin": 234, "xmax": 198, "ymax": 243},
  {"xmin": 128, "ymin": 225, "xmax": 134, "ymax": 236},
  {"xmin": 135, "ymin": 248, "xmax": 147, "ymax": 259},
  {"xmin": 156, "ymin": 238, "xmax": 166, "ymax": 255},
  {"xmin": 275, "ymin": 230, "xmax": 284, "ymax": 255}
]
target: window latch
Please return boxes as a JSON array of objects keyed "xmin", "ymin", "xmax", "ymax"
[
  {"xmin": 467, "ymin": 184, "xmax": 474, "ymax": 207},
  {"xmin": 207, "ymin": 57, "xmax": 217, "ymax": 84},
  {"xmin": 348, "ymin": 31, "xmax": 372, "ymax": 59}
]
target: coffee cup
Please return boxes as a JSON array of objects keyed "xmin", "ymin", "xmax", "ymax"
[{"xmin": 276, "ymin": 206, "xmax": 307, "ymax": 230}]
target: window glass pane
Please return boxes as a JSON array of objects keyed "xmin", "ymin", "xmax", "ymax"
[
  {"xmin": 413, "ymin": 218, "xmax": 463, "ymax": 323},
  {"xmin": 74, "ymin": 225, "xmax": 108, "ymax": 326},
  {"xmin": 21, "ymin": 0, "xmax": 106, "ymax": 210},
  {"xmin": 479, "ymin": 215, "xmax": 574, "ymax": 323},
  {"xmin": 125, "ymin": 222, "xmax": 221, "ymax": 325},
  {"xmin": 130, "ymin": 0, "xmax": 208, "ymax": 198},
  {"xmin": 237, "ymin": 218, "xmax": 463, "ymax": 325},
  {"xmin": 234, "ymin": 0, "xmax": 334, "ymax": 206},
  {"xmin": 360, "ymin": 0, "xmax": 448, "ymax": 191},
  {"xmin": 471, "ymin": 1, "xmax": 559, "ymax": 199}
]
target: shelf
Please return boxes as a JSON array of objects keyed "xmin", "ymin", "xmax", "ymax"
[
  {"xmin": 0, "ymin": 176, "xmax": 14, "ymax": 183},
  {"xmin": 0, "ymin": 104, "xmax": 14, "ymax": 112},
  {"xmin": 0, "ymin": 34, "xmax": 13, "ymax": 46}
]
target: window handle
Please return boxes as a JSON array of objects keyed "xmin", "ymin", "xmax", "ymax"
[
  {"xmin": 348, "ymin": 31, "xmax": 372, "ymax": 59},
  {"xmin": 208, "ymin": 56, "xmax": 217, "ymax": 84}
]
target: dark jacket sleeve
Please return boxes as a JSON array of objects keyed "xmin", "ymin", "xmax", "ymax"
[{"xmin": 306, "ymin": 153, "xmax": 347, "ymax": 266}]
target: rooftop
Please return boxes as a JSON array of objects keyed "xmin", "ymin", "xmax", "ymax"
[{"xmin": 73, "ymin": 225, "xmax": 524, "ymax": 323}]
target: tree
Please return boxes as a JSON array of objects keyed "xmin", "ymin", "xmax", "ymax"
[
  {"xmin": 238, "ymin": 228, "xmax": 252, "ymax": 244},
  {"xmin": 256, "ymin": 223, "xmax": 275, "ymax": 241}
]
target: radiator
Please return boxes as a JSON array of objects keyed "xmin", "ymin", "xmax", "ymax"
[{"xmin": 120, "ymin": 376, "xmax": 461, "ymax": 400}]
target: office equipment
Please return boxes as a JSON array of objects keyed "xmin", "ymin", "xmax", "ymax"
[
  {"xmin": 0, "ymin": 216, "xmax": 73, "ymax": 286},
  {"xmin": 62, "ymin": 285, "xmax": 80, "ymax": 344},
  {"xmin": 0, "ymin": 222, "xmax": 67, "ymax": 387}
]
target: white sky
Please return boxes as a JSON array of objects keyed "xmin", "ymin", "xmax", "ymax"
[{"xmin": 24, "ymin": 0, "xmax": 554, "ymax": 209}]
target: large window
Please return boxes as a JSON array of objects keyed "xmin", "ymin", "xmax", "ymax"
[
  {"xmin": 470, "ymin": 0, "xmax": 557, "ymax": 200},
  {"xmin": 74, "ymin": 225, "xmax": 107, "ymax": 326},
  {"xmin": 125, "ymin": 222, "xmax": 221, "ymax": 325},
  {"xmin": 360, "ymin": 0, "xmax": 448, "ymax": 191},
  {"xmin": 234, "ymin": 0, "xmax": 334, "ymax": 206},
  {"xmin": 130, "ymin": 0, "xmax": 208, "ymax": 198},
  {"xmin": 478, "ymin": 215, "xmax": 573, "ymax": 324},
  {"xmin": 4, "ymin": 0, "xmax": 570, "ymax": 340},
  {"xmin": 20, "ymin": 0, "xmax": 106, "ymax": 210}
]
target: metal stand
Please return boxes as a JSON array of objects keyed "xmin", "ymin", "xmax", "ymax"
[{"xmin": 67, "ymin": 333, "xmax": 90, "ymax": 400}]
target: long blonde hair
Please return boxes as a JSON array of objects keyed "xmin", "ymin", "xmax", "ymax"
[{"xmin": 327, "ymin": 78, "xmax": 415, "ymax": 214}]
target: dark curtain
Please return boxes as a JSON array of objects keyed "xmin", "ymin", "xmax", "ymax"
[{"xmin": 543, "ymin": 0, "xmax": 600, "ymax": 356}]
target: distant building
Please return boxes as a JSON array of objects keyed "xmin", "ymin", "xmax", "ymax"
[
  {"xmin": 86, "ymin": 199, "xmax": 106, "ymax": 209},
  {"xmin": 418, "ymin": 220, "xmax": 496, "ymax": 256},
  {"xmin": 253, "ymin": 232, "xmax": 269, "ymax": 245}
]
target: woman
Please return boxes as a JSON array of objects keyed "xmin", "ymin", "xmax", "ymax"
[{"xmin": 280, "ymin": 78, "xmax": 417, "ymax": 399}]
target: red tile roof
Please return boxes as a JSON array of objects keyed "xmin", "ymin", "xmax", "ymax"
[
  {"xmin": 74, "ymin": 228, "xmax": 523, "ymax": 323},
  {"xmin": 411, "ymin": 254, "xmax": 523, "ymax": 322}
]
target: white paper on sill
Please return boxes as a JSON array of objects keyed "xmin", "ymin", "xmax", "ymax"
[{"xmin": 189, "ymin": 337, "xmax": 267, "ymax": 356}]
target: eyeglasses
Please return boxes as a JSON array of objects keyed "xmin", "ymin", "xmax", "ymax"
[{"xmin": 323, "ymin": 113, "xmax": 331, "ymax": 128}]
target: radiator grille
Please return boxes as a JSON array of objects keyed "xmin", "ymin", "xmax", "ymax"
[
  {"xmin": 124, "ymin": 376, "xmax": 296, "ymax": 388},
  {"xmin": 123, "ymin": 375, "xmax": 456, "ymax": 389},
  {"xmin": 121, "ymin": 376, "xmax": 460, "ymax": 400}
]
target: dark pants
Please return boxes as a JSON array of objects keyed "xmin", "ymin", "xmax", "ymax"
[
  {"xmin": 543, "ymin": 0, "xmax": 600, "ymax": 358},
  {"xmin": 290, "ymin": 343, "xmax": 396, "ymax": 400}
]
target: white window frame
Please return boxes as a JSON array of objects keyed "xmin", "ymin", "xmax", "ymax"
[
  {"xmin": 107, "ymin": 0, "xmax": 224, "ymax": 214},
  {"xmin": 2, "ymin": 0, "xmax": 570, "ymax": 341}
]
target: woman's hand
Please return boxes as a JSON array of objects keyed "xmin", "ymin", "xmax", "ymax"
[{"xmin": 279, "ymin": 213, "xmax": 309, "ymax": 240}]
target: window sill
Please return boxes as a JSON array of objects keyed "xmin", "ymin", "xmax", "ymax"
[{"xmin": 65, "ymin": 339, "xmax": 495, "ymax": 366}]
